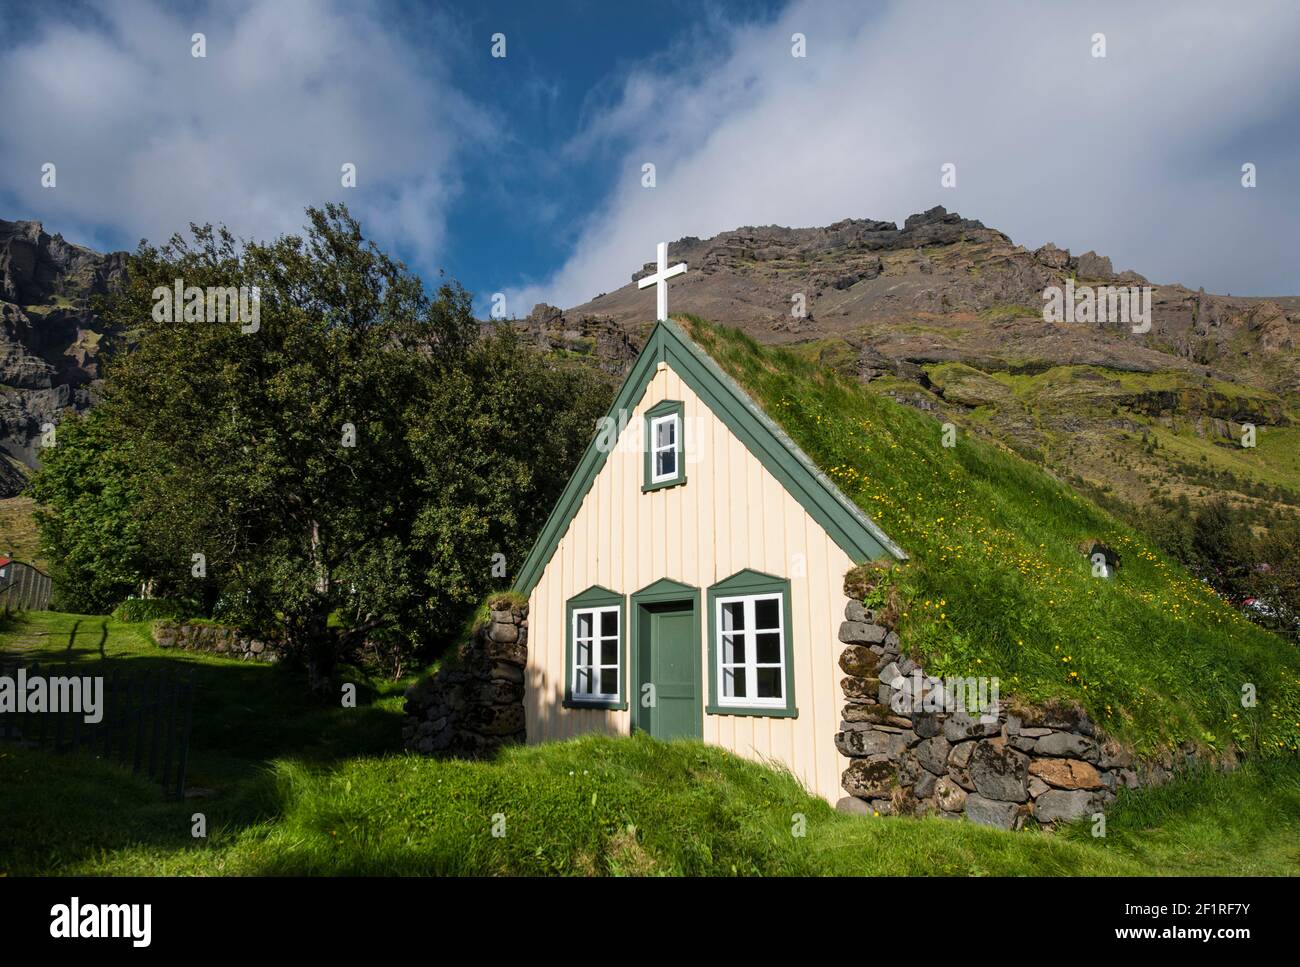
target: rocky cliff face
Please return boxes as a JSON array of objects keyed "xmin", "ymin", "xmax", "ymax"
[
  {"xmin": 549, "ymin": 207, "xmax": 1299, "ymax": 516},
  {"xmin": 0, "ymin": 219, "xmax": 126, "ymax": 495},
  {"xmin": 563, "ymin": 206, "xmax": 1298, "ymax": 398}
]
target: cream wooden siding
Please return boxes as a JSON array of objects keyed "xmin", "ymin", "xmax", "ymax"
[{"xmin": 526, "ymin": 362, "xmax": 855, "ymax": 803}]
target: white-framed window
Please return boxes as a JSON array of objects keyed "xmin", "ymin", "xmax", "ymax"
[
  {"xmin": 649, "ymin": 413, "xmax": 680, "ymax": 484},
  {"xmin": 716, "ymin": 593, "xmax": 786, "ymax": 707},
  {"xmin": 572, "ymin": 605, "xmax": 621, "ymax": 702}
]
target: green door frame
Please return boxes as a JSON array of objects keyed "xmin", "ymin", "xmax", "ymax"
[{"xmin": 629, "ymin": 578, "xmax": 702, "ymax": 737}]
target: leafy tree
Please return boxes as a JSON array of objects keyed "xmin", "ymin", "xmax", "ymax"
[
  {"xmin": 27, "ymin": 406, "xmax": 153, "ymax": 613},
  {"xmin": 35, "ymin": 205, "xmax": 611, "ymax": 691}
]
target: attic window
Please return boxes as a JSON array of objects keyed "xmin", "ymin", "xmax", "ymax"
[
  {"xmin": 651, "ymin": 416, "xmax": 678, "ymax": 480},
  {"xmin": 642, "ymin": 400, "xmax": 686, "ymax": 492}
]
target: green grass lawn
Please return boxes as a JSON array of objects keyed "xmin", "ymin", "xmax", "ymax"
[
  {"xmin": 2, "ymin": 610, "xmax": 1298, "ymax": 876},
  {"xmin": 684, "ymin": 317, "xmax": 1300, "ymax": 760}
]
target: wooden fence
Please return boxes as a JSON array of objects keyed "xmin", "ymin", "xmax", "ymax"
[
  {"xmin": 0, "ymin": 560, "xmax": 53, "ymax": 612},
  {"xmin": 0, "ymin": 661, "xmax": 196, "ymax": 798}
]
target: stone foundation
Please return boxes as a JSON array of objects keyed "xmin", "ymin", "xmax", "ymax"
[
  {"xmin": 152, "ymin": 621, "xmax": 275, "ymax": 662},
  {"xmin": 402, "ymin": 600, "xmax": 528, "ymax": 758},
  {"xmin": 834, "ymin": 599, "xmax": 1188, "ymax": 829}
]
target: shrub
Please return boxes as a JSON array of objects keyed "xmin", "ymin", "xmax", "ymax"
[{"xmin": 111, "ymin": 597, "xmax": 190, "ymax": 623}]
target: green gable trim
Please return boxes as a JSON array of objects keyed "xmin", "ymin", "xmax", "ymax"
[
  {"xmin": 706, "ymin": 569, "xmax": 797, "ymax": 718},
  {"xmin": 631, "ymin": 576, "xmax": 697, "ymax": 604},
  {"xmin": 628, "ymin": 578, "xmax": 701, "ymax": 734},
  {"xmin": 511, "ymin": 318, "xmax": 905, "ymax": 597},
  {"xmin": 642, "ymin": 398, "xmax": 687, "ymax": 492},
  {"xmin": 564, "ymin": 585, "xmax": 628, "ymax": 711}
]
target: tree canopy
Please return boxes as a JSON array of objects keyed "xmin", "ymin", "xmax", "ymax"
[{"xmin": 31, "ymin": 205, "xmax": 611, "ymax": 689}]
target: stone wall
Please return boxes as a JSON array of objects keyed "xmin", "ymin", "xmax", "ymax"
[
  {"xmin": 834, "ymin": 598, "xmax": 1183, "ymax": 829},
  {"xmin": 402, "ymin": 600, "xmax": 527, "ymax": 758},
  {"xmin": 152, "ymin": 621, "xmax": 275, "ymax": 662}
]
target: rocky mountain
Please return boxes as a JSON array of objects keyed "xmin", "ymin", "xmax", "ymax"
[
  {"xmin": 524, "ymin": 207, "xmax": 1299, "ymax": 516},
  {"xmin": 2, "ymin": 208, "xmax": 1296, "ymax": 522},
  {"xmin": 0, "ymin": 219, "xmax": 126, "ymax": 496}
]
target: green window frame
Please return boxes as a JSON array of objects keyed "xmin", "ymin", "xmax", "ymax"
[
  {"xmin": 564, "ymin": 585, "xmax": 628, "ymax": 710},
  {"xmin": 642, "ymin": 399, "xmax": 686, "ymax": 492},
  {"xmin": 706, "ymin": 569, "xmax": 797, "ymax": 718}
]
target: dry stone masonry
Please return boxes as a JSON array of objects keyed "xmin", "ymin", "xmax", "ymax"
[
  {"xmin": 152, "ymin": 621, "xmax": 275, "ymax": 662},
  {"xmin": 834, "ymin": 595, "xmax": 1181, "ymax": 829},
  {"xmin": 403, "ymin": 600, "xmax": 527, "ymax": 758}
]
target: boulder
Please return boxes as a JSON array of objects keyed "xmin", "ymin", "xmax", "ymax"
[
  {"xmin": 935, "ymin": 776, "xmax": 967, "ymax": 813},
  {"xmin": 969, "ymin": 739, "xmax": 1029, "ymax": 802},
  {"xmin": 914, "ymin": 772, "xmax": 937, "ymax": 798},
  {"xmin": 1098, "ymin": 739, "xmax": 1133, "ymax": 769},
  {"xmin": 943, "ymin": 708, "xmax": 1001, "ymax": 742},
  {"xmin": 836, "ymin": 796, "xmax": 872, "ymax": 816},
  {"xmin": 844, "ymin": 602, "xmax": 876, "ymax": 624},
  {"xmin": 841, "ymin": 676, "xmax": 881, "ymax": 702},
  {"xmin": 839, "ymin": 621, "xmax": 887, "ymax": 645},
  {"xmin": 842, "ymin": 704, "xmax": 885, "ymax": 723},
  {"xmin": 914, "ymin": 735, "xmax": 952, "ymax": 776},
  {"xmin": 1028, "ymin": 758, "xmax": 1103, "ymax": 790},
  {"xmin": 1034, "ymin": 789, "xmax": 1098, "ymax": 824},
  {"xmin": 835, "ymin": 728, "xmax": 907, "ymax": 759},
  {"xmin": 842, "ymin": 759, "xmax": 895, "ymax": 800},
  {"xmin": 1032, "ymin": 731, "xmax": 1099, "ymax": 761},
  {"xmin": 839, "ymin": 645, "xmax": 876, "ymax": 677},
  {"xmin": 965, "ymin": 794, "xmax": 1028, "ymax": 830},
  {"xmin": 914, "ymin": 713, "xmax": 942, "ymax": 738}
]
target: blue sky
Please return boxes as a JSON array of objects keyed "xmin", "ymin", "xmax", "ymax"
[{"xmin": 1, "ymin": 0, "xmax": 1297, "ymax": 313}]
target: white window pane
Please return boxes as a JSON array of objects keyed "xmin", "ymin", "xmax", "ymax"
[
  {"xmin": 599, "ymin": 668, "xmax": 618, "ymax": 696},
  {"xmin": 754, "ymin": 597, "xmax": 780, "ymax": 631},
  {"xmin": 756, "ymin": 667, "xmax": 782, "ymax": 699},
  {"xmin": 724, "ymin": 666, "xmax": 747, "ymax": 698},
  {"xmin": 576, "ymin": 639, "xmax": 592, "ymax": 666},
  {"xmin": 576, "ymin": 668, "xmax": 592, "ymax": 695},
  {"xmin": 600, "ymin": 610, "xmax": 618, "ymax": 637},
  {"xmin": 721, "ymin": 601, "xmax": 744, "ymax": 632},
  {"xmin": 576, "ymin": 611, "xmax": 593, "ymax": 638},
  {"xmin": 755, "ymin": 632, "xmax": 781, "ymax": 665}
]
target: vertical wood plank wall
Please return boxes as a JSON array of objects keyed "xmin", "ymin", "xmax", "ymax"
[{"xmin": 526, "ymin": 363, "xmax": 855, "ymax": 803}]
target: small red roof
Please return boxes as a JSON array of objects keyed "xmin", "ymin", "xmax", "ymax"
[{"xmin": 0, "ymin": 557, "xmax": 10, "ymax": 567}]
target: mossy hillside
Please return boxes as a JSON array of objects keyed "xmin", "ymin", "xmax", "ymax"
[{"xmin": 683, "ymin": 316, "xmax": 1300, "ymax": 758}]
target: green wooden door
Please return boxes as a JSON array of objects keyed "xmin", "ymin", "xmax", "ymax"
[{"xmin": 637, "ymin": 603, "xmax": 701, "ymax": 740}]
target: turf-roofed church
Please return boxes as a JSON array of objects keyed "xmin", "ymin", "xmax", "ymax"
[{"xmin": 512, "ymin": 244, "xmax": 906, "ymax": 803}]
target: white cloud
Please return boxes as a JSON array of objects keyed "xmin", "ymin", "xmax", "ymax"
[
  {"xmin": 0, "ymin": 0, "xmax": 488, "ymax": 264},
  {"xmin": 513, "ymin": 0, "xmax": 1300, "ymax": 309}
]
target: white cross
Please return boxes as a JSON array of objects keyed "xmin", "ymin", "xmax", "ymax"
[{"xmin": 637, "ymin": 241, "xmax": 687, "ymax": 322}]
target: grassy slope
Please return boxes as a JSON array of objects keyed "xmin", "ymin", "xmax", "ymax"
[
  {"xmin": 3, "ymin": 607, "xmax": 1298, "ymax": 876},
  {"xmin": 2, "ymin": 614, "xmax": 1297, "ymax": 876},
  {"xmin": 788, "ymin": 335, "xmax": 1299, "ymax": 512},
  {"xmin": 5, "ymin": 733, "xmax": 1298, "ymax": 876},
  {"xmin": 685, "ymin": 317, "xmax": 1300, "ymax": 758}
]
